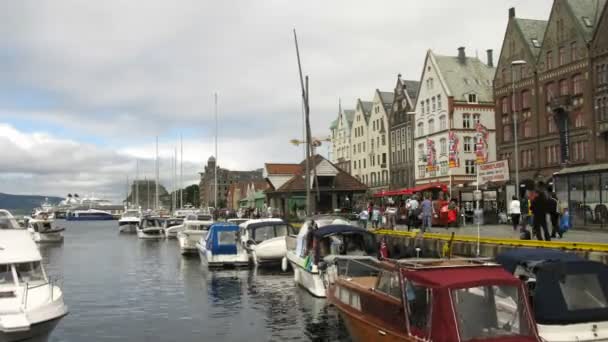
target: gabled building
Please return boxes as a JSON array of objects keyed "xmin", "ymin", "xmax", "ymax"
[
  {"xmin": 350, "ymin": 99, "xmax": 373, "ymax": 185},
  {"xmin": 366, "ymin": 89, "xmax": 394, "ymax": 191},
  {"xmin": 389, "ymin": 75, "xmax": 419, "ymax": 189},
  {"xmin": 414, "ymin": 48, "xmax": 497, "ymax": 187},
  {"xmin": 329, "ymin": 102, "xmax": 355, "ymax": 174}
]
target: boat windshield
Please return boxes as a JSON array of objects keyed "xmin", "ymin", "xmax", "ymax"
[
  {"xmin": 124, "ymin": 211, "xmax": 140, "ymax": 217},
  {"xmin": 558, "ymin": 273, "xmax": 608, "ymax": 311},
  {"xmin": 252, "ymin": 224, "xmax": 292, "ymax": 243},
  {"xmin": 0, "ymin": 264, "xmax": 14, "ymax": 286},
  {"xmin": 0, "ymin": 215, "xmax": 20, "ymax": 229},
  {"xmin": 197, "ymin": 215, "xmax": 212, "ymax": 221},
  {"xmin": 452, "ymin": 285, "xmax": 533, "ymax": 341},
  {"xmin": 186, "ymin": 224, "xmax": 206, "ymax": 231},
  {"xmin": 14, "ymin": 262, "xmax": 46, "ymax": 284}
]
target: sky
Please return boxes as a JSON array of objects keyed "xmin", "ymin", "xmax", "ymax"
[{"xmin": 0, "ymin": 0, "xmax": 553, "ymax": 202}]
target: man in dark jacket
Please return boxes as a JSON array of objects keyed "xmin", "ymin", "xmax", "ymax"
[
  {"xmin": 548, "ymin": 193, "xmax": 562, "ymax": 238},
  {"xmin": 530, "ymin": 187, "xmax": 551, "ymax": 241}
]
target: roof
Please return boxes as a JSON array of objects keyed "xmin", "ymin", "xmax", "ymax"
[
  {"xmin": 311, "ymin": 224, "xmax": 371, "ymax": 238},
  {"xmin": 565, "ymin": 0, "xmax": 607, "ymax": 42},
  {"xmin": 265, "ymin": 163, "xmax": 302, "ymax": 175},
  {"xmin": 0, "ymin": 230, "xmax": 42, "ymax": 263},
  {"xmin": 401, "ymin": 265, "xmax": 520, "ymax": 288},
  {"xmin": 245, "ymin": 219, "xmax": 288, "ymax": 231},
  {"xmin": 515, "ymin": 18, "xmax": 548, "ymax": 58},
  {"xmin": 329, "ymin": 118, "xmax": 338, "ymax": 130},
  {"xmin": 343, "ymin": 109, "xmax": 356, "ymax": 125},
  {"xmin": 403, "ymin": 80, "xmax": 420, "ymax": 101},
  {"xmin": 359, "ymin": 100, "xmax": 373, "ymax": 116},
  {"xmin": 433, "ymin": 52, "xmax": 496, "ymax": 103},
  {"xmin": 378, "ymin": 91, "xmax": 395, "ymax": 112},
  {"xmin": 496, "ymin": 248, "xmax": 584, "ymax": 273}
]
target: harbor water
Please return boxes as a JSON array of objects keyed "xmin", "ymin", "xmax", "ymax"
[{"xmin": 40, "ymin": 221, "xmax": 351, "ymax": 342}]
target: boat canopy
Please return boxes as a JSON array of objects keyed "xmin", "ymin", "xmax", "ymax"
[
  {"xmin": 312, "ymin": 224, "xmax": 371, "ymax": 238},
  {"xmin": 400, "ymin": 265, "xmax": 521, "ymax": 289},
  {"xmin": 496, "ymin": 248, "xmax": 583, "ymax": 274},
  {"xmin": 0, "ymin": 230, "xmax": 42, "ymax": 263},
  {"xmin": 206, "ymin": 224, "xmax": 239, "ymax": 255}
]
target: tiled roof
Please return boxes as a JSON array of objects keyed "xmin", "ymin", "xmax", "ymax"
[
  {"xmin": 565, "ymin": 0, "xmax": 606, "ymax": 42},
  {"xmin": 359, "ymin": 100, "xmax": 373, "ymax": 114},
  {"xmin": 378, "ymin": 91, "xmax": 395, "ymax": 112},
  {"xmin": 265, "ymin": 163, "xmax": 302, "ymax": 175},
  {"xmin": 344, "ymin": 109, "xmax": 356, "ymax": 125},
  {"xmin": 433, "ymin": 52, "xmax": 496, "ymax": 103},
  {"xmin": 299, "ymin": 154, "xmax": 325, "ymax": 169},
  {"xmin": 403, "ymin": 80, "xmax": 421, "ymax": 101},
  {"xmin": 515, "ymin": 18, "xmax": 548, "ymax": 58}
]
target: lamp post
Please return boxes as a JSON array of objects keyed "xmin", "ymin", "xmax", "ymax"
[{"xmin": 511, "ymin": 60, "xmax": 526, "ymax": 198}]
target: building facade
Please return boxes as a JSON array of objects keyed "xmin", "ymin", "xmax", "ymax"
[
  {"xmin": 350, "ymin": 99, "xmax": 373, "ymax": 185},
  {"xmin": 366, "ymin": 89, "xmax": 394, "ymax": 191},
  {"xmin": 330, "ymin": 102, "xmax": 355, "ymax": 174},
  {"xmin": 199, "ymin": 156, "xmax": 263, "ymax": 208},
  {"xmin": 414, "ymin": 48, "xmax": 497, "ymax": 187},
  {"xmin": 389, "ymin": 75, "xmax": 420, "ymax": 189}
]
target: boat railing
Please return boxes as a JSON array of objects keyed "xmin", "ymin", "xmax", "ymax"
[
  {"xmin": 21, "ymin": 276, "xmax": 60, "ymax": 309},
  {"xmin": 394, "ymin": 257, "xmax": 495, "ymax": 269},
  {"xmin": 323, "ymin": 256, "xmax": 381, "ymax": 287}
]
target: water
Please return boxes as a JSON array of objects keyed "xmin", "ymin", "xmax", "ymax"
[{"xmin": 39, "ymin": 221, "xmax": 351, "ymax": 342}]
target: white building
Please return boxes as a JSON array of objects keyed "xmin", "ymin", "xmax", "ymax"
[
  {"xmin": 414, "ymin": 47, "xmax": 497, "ymax": 187},
  {"xmin": 349, "ymin": 99, "xmax": 373, "ymax": 185},
  {"xmin": 367, "ymin": 90, "xmax": 394, "ymax": 191},
  {"xmin": 330, "ymin": 102, "xmax": 355, "ymax": 174}
]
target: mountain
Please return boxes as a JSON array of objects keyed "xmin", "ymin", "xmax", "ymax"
[{"xmin": 0, "ymin": 193, "xmax": 63, "ymax": 213}]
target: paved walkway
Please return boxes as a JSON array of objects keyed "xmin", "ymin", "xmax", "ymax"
[{"xmin": 390, "ymin": 223, "xmax": 608, "ymax": 244}]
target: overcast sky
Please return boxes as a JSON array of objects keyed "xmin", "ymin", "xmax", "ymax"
[{"xmin": 0, "ymin": 0, "xmax": 553, "ymax": 202}]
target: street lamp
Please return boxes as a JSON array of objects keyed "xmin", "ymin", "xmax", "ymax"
[{"xmin": 511, "ymin": 60, "xmax": 526, "ymax": 198}]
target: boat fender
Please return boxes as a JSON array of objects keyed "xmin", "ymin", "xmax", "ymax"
[{"xmin": 281, "ymin": 257, "xmax": 288, "ymax": 272}]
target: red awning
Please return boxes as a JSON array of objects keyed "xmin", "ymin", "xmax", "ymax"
[{"xmin": 372, "ymin": 182, "xmax": 448, "ymax": 198}]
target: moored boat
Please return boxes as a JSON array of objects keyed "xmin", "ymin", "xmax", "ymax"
[
  {"xmin": 118, "ymin": 209, "xmax": 141, "ymax": 233},
  {"xmin": 176, "ymin": 213, "xmax": 214, "ymax": 255},
  {"xmin": 197, "ymin": 223, "xmax": 248, "ymax": 267},
  {"xmin": 325, "ymin": 256, "xmax": 541, "ymax": 342},
  {"xmin": 285, "ymin": 216, "xmax": 376, "ymax": 297},
  {"xmin": 0, "ymin": 230, "xmax": 69, "ymax": 341},
  {"xmin": 162, "ymin": 218, "xmax": 184, "ymax": 239},
  {"xmin": 0, "ymin": 210, "xmax": 23, "ymax": 230},
  {"xmin": 27, "ymin": 216, "xmax": 65, "ymax": 243},
  {"xmin": 136, "ymin": 217, "xmax": 165, "ymax": 239},
  {"xmin": 66, "ymin": 209, "xmax": 114, "ymax": 221},
  {"xmin": 240, "ymin": 218, "xmax": 295, "ymax": 266},
  {"xmin": 496, "ymin": 249, "xmax": 608, "ymax": 342}
]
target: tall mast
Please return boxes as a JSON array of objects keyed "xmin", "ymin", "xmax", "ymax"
[
  {"xmin": 294, "ymin": 29, "xmax": 312, "ymax": 215},
  {"xmin": 135, "ymin": 159, "xmax": 139, "ymax": 209},
  {"xmin": 126, "ymin": 175, "xmax": 129, "ymax": 208},
  {"xmin": 214, "ymin": 92, "xmax": 218, "ymax": 209},
  {"xmin": 155, "ymin": 136, "xmax": 159, "ymax": 210},
  {"xmin": 180, "ymin": 134, "xmax": 183, "ymax": 209}
]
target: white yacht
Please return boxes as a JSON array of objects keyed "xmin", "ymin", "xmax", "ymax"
[
  {"xmin": 177, "ymin": 213, "xmax": 213, "ymax": 255},
  {"xmin": 162, "ymin": 218, "xmax": 184, "ymax": 239},
  {"xmin": 118, "ymin": 209, "xmax": 141, "ymax": 233},
  {"xmin": 285, "ymin": 216, "xmax": 376, "ymax": 297},
  {"xmin": 197, "ymin": 223, "xmax": 249, "ymax": 267},
  {"xmin": 0, "ymin": 230, "xmax": 68, "ymax": 341},
  {"xmin": 240, "ymin": 219, "xmax": 295, "ymax": 266},
  {"xmin": 0, "ymin": 210, "xmax": 23, "ymax": 230},
  {"xmin": 26, "ymin": 216, "xmax": 64, "ymax": 243},
  {"xmin": 136, "ymin": 217, "xmax": 164, "ymax": 239}
]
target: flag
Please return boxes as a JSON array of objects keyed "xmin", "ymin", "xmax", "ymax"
[
  {"xmin": 448, "ymin": 131, "xmax": 460, "ymax": 168},
  {"xmin": 475, "ymin": 122, "xmax": 489, "ymax": 164},
  {"xmin": 426, "ymin": 139, "xmax": 437, "ymax": 171}
]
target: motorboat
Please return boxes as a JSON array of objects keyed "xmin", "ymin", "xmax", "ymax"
[
  {"xmin": 197, "ymin": 223, "xmax": 248, "ymax": 267},
  {"xmin": 136, "ymin": 217, "xmax": 165, "ymax": 239},
  {"xmin": 227, "ymin": 218, "xmax": 248, "ymax": 225},
  {"xmin": 325, "ymin": 256, "xmax": 541, "ymax": 342},
  {"xmin": 176, "ymin": 213, "xmax": 214, "ymax": 255},
  {"xmin": 496, "ymin": 249, "xmax": 608, "ymax": 342},
  {"xmin": 27, "ymin": 216, "xmax": 64, "ymax": 243},
  {"xmin": 173, "ymin": 207, "xmax": 197, "ymax": 219},
  {"xmin": 240, "ymin": 218, "xmax": 295, "ymax": 266},
  {"xmin": 162, "ymin": 218, "xmax": 184, "ymax": 239},
  {"xmin": 118, "ymin": 209, "xmax": 141, "ymax": 233},
  {"xmin": 0, "ymin": 210, "xmax": 23, "ymax": 230},
  {"xmin": 65, "ymin": 209, "xmax": 114, "ymax": 221},
  {"xmin": 0, "ymin": 230, "xmax": 69, "ymax": 341},
  {"xmin": 285, "ymin": 216, "xmax": 376, "ymax": 297}
]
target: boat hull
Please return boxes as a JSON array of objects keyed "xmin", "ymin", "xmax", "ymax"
[
  {"xmin": 250, "ymin": 237, "xmax": 287, "ymax": 265},
  {"xmin": 118, "ymin": 222, "xmax": 138, "ymax": 233},
  {"xmin": 33, "ymin": 232, "xmax": 64, "ymax": 243},
  {"xmin": 537, "ymin": 321, "xmax": 608, "ymax": 341},
  {"xmin": 0, "ymin": 314, "xmax": 66, "ymax": 342},
  {"xmin": 178, "ymin": 232, "xmax": 207, "ymax": 255},
  {"xmin": 136, "ymin": 229, "xmax": 164, "ymax": 239},
  {"xmin": 197, "ymin": 243, "xmax": 249, "ymax": 268},
  {"xmin": 287, "ymin": 252, "xmax": 326, "ymax": 297},
  {"xmin": 336, "ymin": 304, "xmax": 409, "ymax": 342}
]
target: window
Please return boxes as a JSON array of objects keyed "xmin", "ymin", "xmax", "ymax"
[
  {"xmin": 559, "ymin": 79, "xmax": 569, "ymax": 96},
  {"xmin": 439, "ymin": 115, "xmax": 447, "ymax": 130},
  {"xmin": 401, "ymin": 128, "xmax": 406, "ymax": 147},
  {"xmin": 440, "ymin": 138, "xmax": 447, "ymax": 154},
  {"xmin": 559, "ymin": 273, "xmax": 608, "ymax": 310},
  {"xmin": 377, "ymin": 271, "xmax": 402, "ymax": 299},
  {"xmin": 501, "ymin": 97, "xmax": 509, "ymax": 114},
  {"xmin": 353, "ymin": 145, "xmax": 356, "ymax": 155},
  {"xmin": 532, "ymin": 38, "xmax": 541, "ymax": 48},
  {"xmin": 426, "ymin": 99, "xmax": 430, "ymax": 113},
  {"xmin": 391, "ymin": 131, "xmax": 396, "ymax": 149},
  {"xmin": 523, "ymin": 120, "xmax": 532, "ymax": 138},
  {"xmin": 548, "ymin": 116, "xmax": 557, "ymax": 133},
  {"xmin": 382, "ymin": 153, "xmax": 387, "ymax": 165},
  {"xmin": 546, "ymin": 82, "xmax": 556, "ymax": 103},
  {"xmin": 440, "ymin": 161, "xmax": 448, "ymax": 175},
  {"xmin": 468, "ymin": 94, "xmax": 478, "ymax": 104},
  {"xmin": 574, "ymin": 112, "xmax": 584, "ymax": 128},
  {"xmin": 418, "ymin": 165, "xmax": 425, "ymax": 178},
  {"xmin": 546, "ymin": 145, "xmax": 559, "ymax": 165},
  {"xmin": 406, "ymin": 127, "xmax": 411, "ymax": 147},
  {"xmin": 573, "ymin": 74, "xmax": 583, "ymax": 95},
  {"xmin": 420, "ymin": 101, "xmax": 425, "ymax": 114},
  {"xmin": 431, "ymin": 97, "xmax": 436, "ymax": 112},
  {"xmin": 546, "ymin": 50, "xmax": 553, "ymax": 70},
  {"xmin": 418, "ymin": 144, "xmax": 424, "ymax": 160},
  {"xmin": 465, "ymin": 160, "xmax": 476, "ymax": 174},
  {"xmin": 15, "ymin": 262, "xmax": 45, "ymax": 283},
  {"xmin": 559, "ymin": 46, "xmax": 566, "ymax": 66},
  {"xmin": 522, "ymin": 149, "xmax": 534, "ymax": 168},
  {"xmin": 521, "ymin": 90, "xmax": 530, "ymax": 109},
  {"xmin": 418, "ymin": 122, "xmax": 424, "ymax": 137},
  {"xmin": 363, "ymin": 142, "xmax": 366, "ymax": 152},
  {"xmin": 473, "ymin": 113, "xmax": 480, "ymax": 125},
  {"xmin": 503, "ymin": 125, "xmax": 512, "ymax": 142},
  {"xmin": 463, "ymin": 114, "xmax": 471, "ymax": 129},
  {"xmin": 428, "ymin": 119, "xmax": 435, "ymax": 134},
  {"xmin": 363, "ymin": 159, "xmax": 366, "ymax": 168},
  {"xmin": 463, "ymin": 136, "xmax": 472, "ymax": 152},
  {"xmin": 437, "ymin": 95, "xmax": 442, "ymax": 110},
  {"xmin": 571, "ymin": 42, "xmax": 577, "ymax": 62},
  {"xmin": 406, "ymin": 282, "xmax": 432, "ymax": 332}
]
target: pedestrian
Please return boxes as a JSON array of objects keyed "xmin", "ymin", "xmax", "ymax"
[
  {"xmin": 371, "ymin": 206, "xmax": 380, "ymax": 229},
  {"xmin": 530, "ymin": 188, "xmax": 551, "ymax": 241},
  {"xmin": 549, "ymin": 193, "xmax": 562, "ymax": 238},
  {"xmin": 509, "ymin": 195, "xmax": 521, "ymax": 231},
  {"xmin": 386, "ymin": 201, "xmax": 397, "ymax": 230},
  {"xmin": 358, "ymin": 208, "xmax": 369, "ymax": 229},
  {"xmin": 421, "ymin": 195, "xmax": 433, "ymax": 233},
  {"xmin": 407, "ymin": 195, "xmax": 419, "ymax": 231},
  {"xmin": 447, "ymin": 199, "xmax": 458, "ymax": 228}
]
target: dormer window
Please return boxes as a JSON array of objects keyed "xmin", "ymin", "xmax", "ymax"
[
  {"xmin": 468, "ymin": 94, "xmax": 478, "ymax": 104},
  {"xmin": 531, "ymin": 38, "xmax": 541, "ymax": 48},
  {"xmin": 582, "ymin": 16, "xmax": 593, "ymax": 28}
]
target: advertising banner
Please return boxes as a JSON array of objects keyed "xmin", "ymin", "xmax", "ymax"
[
  {"xmin": 478, "ymin": 160, "xmax": 510, "ymax": 185},
  {"xmin": 448, "ymin": 131, "xmax": 460, "ymax": 168},
  {"xmin": 426, "ymin": 139, "xmax": 437, "ymax": 172},
  {"xmin": 475, "ymin": 122, "xmax": 489, "ymax": 164}
]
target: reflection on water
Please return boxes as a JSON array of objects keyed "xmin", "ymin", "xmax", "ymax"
[{"xmin": 39, "ymin": 221, "xmax": 349, "ymax": 341}]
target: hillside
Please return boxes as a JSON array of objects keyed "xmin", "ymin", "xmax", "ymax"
[{"xmin": 0, "ymin": 192, "xmax": 63, "ymax": 213}]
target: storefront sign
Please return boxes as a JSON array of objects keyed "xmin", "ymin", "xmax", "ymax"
[
  {"xmin": 478, "ymin": 160, "xmax": 510, "ymax": 185},
  {"xmin": 483, "ymin": 190, "xmax": 497, "ymax": 201}
]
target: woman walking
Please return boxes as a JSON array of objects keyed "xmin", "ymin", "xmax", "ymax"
[{"xmin": 509, "ymin": 195, "xmax": 521, "ymax": 231}]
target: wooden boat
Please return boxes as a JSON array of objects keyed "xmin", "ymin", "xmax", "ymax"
[{"xmin": 325, "ymin": 256, "xmax": 542, "ymax": 342}]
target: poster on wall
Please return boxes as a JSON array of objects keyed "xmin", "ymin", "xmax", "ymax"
[
  {"xmin": 448, "ymin": 131, "xmax": 460, "ymax": 168},
  {"xmin": 478, "ymin": 160, "xmax": 510, "ymax": 185},
  {"xmin": 426, "ymin": 139, "xmax": 437, "ymax": 172},
  {"xmin": 475, "ymin": 122, "xmax": 489, "ymax": 164}
]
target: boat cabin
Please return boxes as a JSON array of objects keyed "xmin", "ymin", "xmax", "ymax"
[
  {"xmin": 163, "ymin": 218, "xmax": 184, "ymax": 229},
  {"xmin": 240, "ymin": 219, "xmax": 295, "ymax": 246},
  {"xmin": 0, "ymin": 231, "xmax": 49, "ymax": 294},
  {"xmin": 0, "ymin": 210, "xmax": 21, "ymax": 230},
  {"xmin": 326, "ymin": 257, "xmax": 540, "ymax": 342},
  {"xmin": 27, "ymin": 219, "xmax": 58, "ymax": 233},
  {"xmin": 204, "ymin": 224, "xmax": 241, "ymax": 256}
]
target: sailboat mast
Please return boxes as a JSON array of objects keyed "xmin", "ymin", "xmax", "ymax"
[
  {"xmin": 126, "ymin": 175, "xmax": 129, "ymax": 208},
  {"xmin": 294, "ymin": 29, "xmax": 312, "ymax": 215},
  {"xmin": 214, "ymin": 92, "xmax": 218, "ymax": 209},
  {"xmin": 155, "ymin": 136, "xmax": 159, "ymax": 210},
  {"xmin": 135, "ymin": 159, "xmax": 139, "ymax": 209},
  {"xmin": 180, "ymin": 134, "xmax": 183, "ymax": 209}
]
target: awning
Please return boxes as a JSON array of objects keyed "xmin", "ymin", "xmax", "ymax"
[
  {"xmin": 555, "ymin": 163, "xmax": 608, "ymax": 176},
  {"xmin": 372, "ymin": 182, "xmax": 448, "ymax": 198}
]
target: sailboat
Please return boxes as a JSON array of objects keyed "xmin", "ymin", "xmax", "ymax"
[{"xmin": 137, "ymin": 138, "xmax": 165, "ymax": 239}]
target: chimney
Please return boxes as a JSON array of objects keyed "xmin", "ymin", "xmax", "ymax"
[
  {"xmin": 486, "ymin": 49, "xmax": 494, "ymax": 67},
  {"xmin": 458, "ymin": 47, "xmax": 466, "ymax": 64},
  {"xmin": 509, "ymin": 7, "xmax": 515, "ymax": 18}
]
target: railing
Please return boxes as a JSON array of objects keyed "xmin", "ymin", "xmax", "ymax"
[
  {"xmin": 323, "ymin": 255, "xmax": 381, "ymax": 286},
  {"xmin": 21, "ymin": 277, "xmax": 60, "ymax": 310}
]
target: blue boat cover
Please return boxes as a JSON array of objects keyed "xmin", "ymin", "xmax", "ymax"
[
  {"xmin": 311, "ymin": 224, "xmax": 371, "ymax": 238},
  {"xmin": 206, "ymin": 223, "xmax": 239, "ymax": 255},
  {"xmin": 495, "ymin": 248, "xmax": 583, "ymax": 273}
]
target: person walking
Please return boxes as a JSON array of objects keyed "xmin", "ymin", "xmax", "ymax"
[
  {"xmin": 530, "ymin": 188, "xmax": 551, "ymax": 241},
  {"xmin": 549, "ymin": 193, "xmax": 562, "ymax": 238},
  {"xmin": 407, "ymin": 195, "xmax": 419, "ymax": 231},
  {"xmin": 421, "ymin": 195, "xmax": 433, "ymax": 233},
  {"xmin": 371, "ymin": 206, "xmax": 380, "ymax": 229},
  {"xmin": 386, "ymin": 202, "xmax": 397, "ymax": 230},
  {"xmin": 509, "ymin": 195, "xmax": 521, "ymax": 231},
  {"xmin": 358, "ymin": 208, "xmax": 369, "ymax": 229}
]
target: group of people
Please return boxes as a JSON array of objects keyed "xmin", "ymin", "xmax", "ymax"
[{"xmin": 509, "ymin": 183, "xmax": 571, "ymax": 241}]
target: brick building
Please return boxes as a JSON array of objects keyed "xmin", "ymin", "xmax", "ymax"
[{"xmin": 199, "ymin": 156, "xmax": 263, "ymax": 208}]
